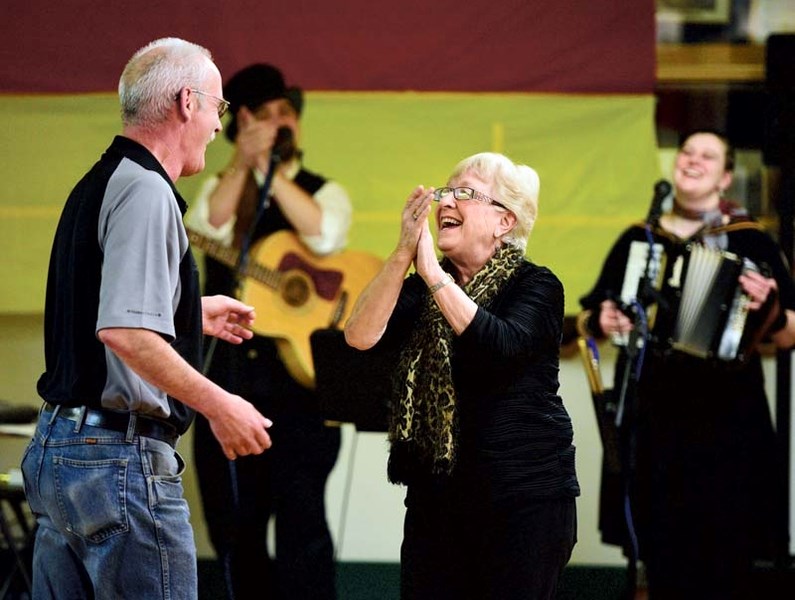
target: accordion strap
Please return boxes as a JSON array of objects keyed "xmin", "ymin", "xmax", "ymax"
[
  {"xmin": 629, "ymin": 219, "xmax": 765, "ymax": 238},
  {"xmin": 705, "ymin": 220, "xmax": 766, "ymax": 235}
]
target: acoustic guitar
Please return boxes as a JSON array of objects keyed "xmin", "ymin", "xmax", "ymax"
[{"xmin": 187, "ymin": 229, "xmax": 383, "ymax": 389}]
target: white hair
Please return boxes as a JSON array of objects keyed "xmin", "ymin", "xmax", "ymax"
[
  {"xmin": 448, "ymin": 152, "xmax": 540, "ymax": 251},
  {"xmin": 119, "ymin": 37, "xmax": 215, "ymax": 128}
]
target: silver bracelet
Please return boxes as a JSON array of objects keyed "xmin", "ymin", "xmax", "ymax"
[{"xmin": 428, "ymin": 275, "xmax": 453, "ymax": 295}]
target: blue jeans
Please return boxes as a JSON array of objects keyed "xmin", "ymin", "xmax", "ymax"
[{"xmin": 20, "ymin": 407, "xmax": 196, "ymax": 599}]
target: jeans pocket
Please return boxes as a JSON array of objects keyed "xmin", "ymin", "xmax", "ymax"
[
  {"xmin": 145, "ymin": 440, "xmax": 186, "ymax": 510},
  {"xmin": 53, "ymin": 456, "xmax": 129, "ymax": 543}
]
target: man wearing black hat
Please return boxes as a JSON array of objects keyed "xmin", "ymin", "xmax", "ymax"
[{"xmin": 185, "ymin": 63, "xmax": 351, "ymax": 600}]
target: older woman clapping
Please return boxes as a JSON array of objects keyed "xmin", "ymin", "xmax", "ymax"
[{"xmin": 345, "ymin": 152, "xmax": 580, "ymax": 600}]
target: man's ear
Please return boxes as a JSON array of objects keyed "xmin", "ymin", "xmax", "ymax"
[{"xmin": 175, "ymin": 87, "xmax": 193, "ymax": 121}]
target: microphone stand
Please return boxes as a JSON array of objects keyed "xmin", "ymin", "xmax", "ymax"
[
  {"xmin": 200, "ymin": 151, "xmax": 280, "ymax": 600},
  {"xmin": 613, "ymin": 184, "xmax": 666, "ymax": 599},
  {"xmin": 236, "ymin": 154, "xmax": 280, "ymax": 293},
  {"xmin": 203, "ymin": 152, "xmax": 281, "ymax": 372},
  {"xmin": 614, "ymin": 300, "xmax": 645, "ymax": 600}
]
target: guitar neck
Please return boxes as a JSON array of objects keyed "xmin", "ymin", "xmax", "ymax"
[
  {"xmin": 186, "ymin": 229, "xmax": 279, "ymax": 289},
  {"xmin": 186, "ymin": 230, "xmax": 238, "ymax": 267}
]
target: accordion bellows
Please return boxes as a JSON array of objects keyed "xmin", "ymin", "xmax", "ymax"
[
  {"xmin": 670, "ymin": 244, "xmax": 754, "ymax": 360},
  {"xmin": 617, "ymin": 241, "xmax": 762, "ymax": 362}
]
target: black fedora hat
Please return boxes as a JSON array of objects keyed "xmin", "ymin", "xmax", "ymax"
[{"xmin": 223, "ymin": 63, "xmax": 304, "ymax": 141}]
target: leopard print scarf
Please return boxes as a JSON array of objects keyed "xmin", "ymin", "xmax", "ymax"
[{"xmin": 388, "ymin": 245, "xmax": 525, "ymax": 481}]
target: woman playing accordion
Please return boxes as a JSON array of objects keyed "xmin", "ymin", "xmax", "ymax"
[{"xmin": 578, "ymin": 129, "xmax": 795, "ymax": 599}]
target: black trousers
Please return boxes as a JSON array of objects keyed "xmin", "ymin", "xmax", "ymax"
[
  {"xmin": 400, "ymin": 483, "xmax": 577, "ymax": 600},
  {"xmin": 194, "ymin": 337, "xmax": 341, "ymax": 600},
  {"xmin": 194, "ymin": 411, "xmax": 340, "ymax": 600}
]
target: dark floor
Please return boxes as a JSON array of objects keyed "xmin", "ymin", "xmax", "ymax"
[
  {"xmin": 197, "ymin": 560, "xmax": 630, "ymax": 600},
  {"xmin": 2, "ymin": 554, "xmax": 792, "ymax": 599},
  {"xmin": 197, "ymin": 559, "xmax": 795, "ymax": 600}
]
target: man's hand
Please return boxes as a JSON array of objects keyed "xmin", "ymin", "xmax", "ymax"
[
  {"xmin": 201, "ymin": 295, "xmax": 256, "ymax": 344},
  {"xmin": 206, "ymin": 393, "xmax": 273, "ymax": 460},
  {"xmin": 234, "ymin": 106, "xmax": 276, "ymax": 173}
]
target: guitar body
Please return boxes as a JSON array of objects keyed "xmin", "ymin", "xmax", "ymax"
[{"xmin": 237, "ymin": 231, "xmax": 383, "ymax": 388}]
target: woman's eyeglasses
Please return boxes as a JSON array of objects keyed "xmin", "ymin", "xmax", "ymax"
[{"xmin": 433, "ymin": 187, "xmax": 505, "ymax": 209}]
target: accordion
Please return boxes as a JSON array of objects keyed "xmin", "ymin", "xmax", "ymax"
[{"xmin": 614, "ymin": 241, "xmax": 763, "ymax": 362}]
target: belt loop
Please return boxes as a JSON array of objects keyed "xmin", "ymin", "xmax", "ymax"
[
  {"xmin": 125, "ymin": 413, "xmax": 137, "ymax": 443},
  {"xmin": 73, "ymin": 406, "xmax": 87, "ymax": 433},
  {"xmin": 43, "ymin": 403, "xmax": 61, "ymax": 425}
]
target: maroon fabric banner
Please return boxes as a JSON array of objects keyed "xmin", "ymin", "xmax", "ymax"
[{"xmin": 3, "ymin": 0, "xmax": 655, "ymax": 94}]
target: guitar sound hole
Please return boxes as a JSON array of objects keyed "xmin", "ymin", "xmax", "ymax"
[{"xmin": 282, "ymin": 276, "xmax": 310, "ymax": 307}]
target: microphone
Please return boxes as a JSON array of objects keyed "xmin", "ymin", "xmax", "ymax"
[
  {"xmin": 256, "ymin": 127, "xmax": 294, "ymax": 213},
  {"xmin": 272, "ymin": 126, "xmax": 295, "ymax": 163},
  {"xmin": 646, "ymin": 179, "xmax": 671, "ymax": 226}
]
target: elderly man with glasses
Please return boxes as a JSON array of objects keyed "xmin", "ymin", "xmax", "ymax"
[{"xmin": 22, "ymin": 38, "xmax": 273, "ymax": 600}]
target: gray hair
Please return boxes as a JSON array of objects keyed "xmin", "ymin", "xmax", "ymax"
[
  {"xmin": 119, "ymin": 37, "xmax": 215, "ymax": 128},
  {"xmin": 448, "ymin": 152, "xmax": 539, "ymax": 252}
]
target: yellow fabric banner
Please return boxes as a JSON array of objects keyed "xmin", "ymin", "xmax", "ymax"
[{"xmin": 0, "ymin": 92, "xmax": 661, "ymax": 314}]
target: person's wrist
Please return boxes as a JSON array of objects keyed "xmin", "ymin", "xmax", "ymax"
[
  {"xmin": 588, "ymin": 309, "xmax": 604, "ymax": 337},
  {"xmin": 576, "ymin": 308, "xmax": 604, "ymax": 338},
  {"xmin": 428, "ymin": 274, "xmax": 453, "ymax": 295},
  {"xmin": 220, "ymin": 164, "xmax": 245, "ymax": 178}
]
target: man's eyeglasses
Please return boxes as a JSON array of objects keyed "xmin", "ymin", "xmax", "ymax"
[
  {"xmin": 184, "ymin": 88, "xmax": 230, "ymax": 118},
  {"xmin": 433, "ymin": 187, "xmax": 505, "ymax": 209}
]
